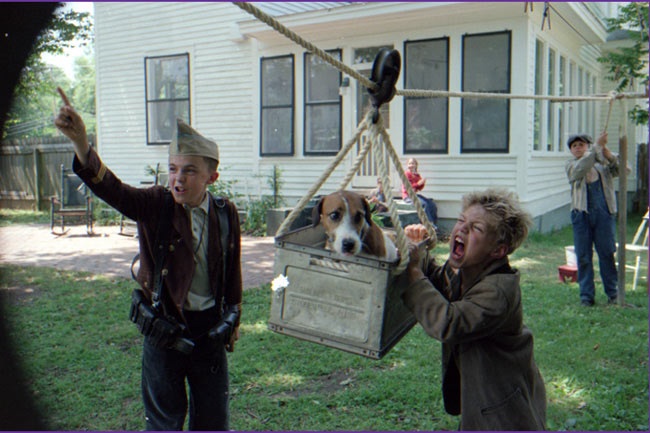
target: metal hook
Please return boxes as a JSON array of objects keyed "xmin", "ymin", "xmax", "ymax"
[
  {"xmin": 542, "ymin": 2, "xmax": 551, "ymax": 30},
  {"xmin": 367, "ymin": 48, "xmax": 401, "ymax": 123}
]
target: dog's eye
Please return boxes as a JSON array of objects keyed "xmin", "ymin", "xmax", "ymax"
[
  {"xmin": 354, "ymin": 212, "xmax": 363, "ymax": 224},
  {"xmin": 328, "ymin": 211, "xmax": 341, "ymax": 222}
]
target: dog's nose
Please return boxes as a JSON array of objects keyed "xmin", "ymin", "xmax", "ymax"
[{"xmin": 342, "ymin": 238, "xmax": 356, "ymax": 253}]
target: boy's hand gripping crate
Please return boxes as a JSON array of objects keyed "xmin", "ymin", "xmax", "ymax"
[{"xmin": 269, "ymin": 225, "xmax": 426, "ymax": 359}]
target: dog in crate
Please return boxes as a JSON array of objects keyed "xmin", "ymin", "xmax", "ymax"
[{"xmin": 312, "ymin": 190, "xmax": 398, "ymax": 262}]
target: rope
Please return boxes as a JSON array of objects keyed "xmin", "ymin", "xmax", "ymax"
[
  {"xmin": 233, "ymin": 1, "xmax": 377, "ymax": 91},
  {"xmin": 396, "ymin": 88, "xmax": 646, "ymax": 103},
  {"xmin": 603, "ymin": 91, "xmax": 618, "ymax": 133},
  {"xmin": 309, "ymin": 258, "xmax": 350, "ymax": 273},
  {"xmin": 275, "ymin": 111, "xmax": 372, "ymax": 236}
]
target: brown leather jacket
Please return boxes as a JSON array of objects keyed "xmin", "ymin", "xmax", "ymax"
[
  {"xmin": 74, "ymin": 148, "xmax": 242, "ymax": 326},
  {"xmin": 402, "ymin": 257, "xmax": 546, "ymax": 431}
]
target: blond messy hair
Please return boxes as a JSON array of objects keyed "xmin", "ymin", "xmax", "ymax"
[{"xmin": 462, "ymin": 188, "xmax": 533, "ymax": 254}]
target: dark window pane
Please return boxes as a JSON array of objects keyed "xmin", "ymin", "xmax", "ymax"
[
  {"xmin": 262, "ymin": 57, "xmax": 293, "ymax": 106},
  {"xmin": 305, "ymin": 104, "xmax": 341, "ymax": 153},
  {"xmin": 147, "ymin": 100, "xmax": 189, "ymax": 144},
  {"xmin": 462, "ymin": 32, "xmax": 510, "ymax": 152},
  {"xmin": 462, "ymin": 99, "xmax": 508, "ymax": 151},
  {"xmin": 306, "ymin": 52, "xmax": 340, "ymax": 102},
  {"xmin": 261, "ymin": 55, "xmax": 294, "ymax": 156},
  {"xmin": 305, "ymin": 50, "xmax": 341, "ymax": 154},
  {"xmin": 145, "ymin": 53, "xmax": 190, "ymax": 145},
  {"xmin": 404, "ymin": 38, "xmax": 448, "ymax": 153},
  {"xmin": 261, "ymin": 108, "xmax": 293, "ymax": 155}
]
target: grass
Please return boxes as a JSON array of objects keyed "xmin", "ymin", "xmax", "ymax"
[
  {"xmin": 0, "ymin": 212, "xmax": 647, "ymax": 431},
  {"xmin": 0, "ymin": 208, "xmax": 49, "ymax": 226}
]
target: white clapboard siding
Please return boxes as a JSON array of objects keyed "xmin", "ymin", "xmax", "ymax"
[{"xmin": 93, "ymin": 2, "xmax": 638, "ymax": 230}]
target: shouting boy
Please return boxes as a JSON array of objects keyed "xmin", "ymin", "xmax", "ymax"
[
  {"xmin": 54, "ymin": 88, "xmax": 242, "ymax": 431},
  {"xmin": 401, "ymin": 188, "xmax": 546, "ymax": 430}
]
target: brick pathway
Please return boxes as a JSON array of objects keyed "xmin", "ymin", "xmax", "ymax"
[{"xmin": 0, "ymin": 224, "xmax": 276, "ymax": 289}]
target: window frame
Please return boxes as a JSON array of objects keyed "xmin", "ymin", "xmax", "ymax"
[
  {"xmin": 260, "ymin": 54, "xmax": 295, "ymax": 157},
  {"xmin": 303, "ymin": 49, "xmax": 343, "ymax": 157},
  {"xmin": 460, "ymin": 30, "xmax": 511, "ymax": 154},
  {"xmin": 144, "ymin": 53, "xmax": 191, "ymax": 146},
  {"xmin": 403, "ymin": 37, "xmax": 450, "ymax": 155}
]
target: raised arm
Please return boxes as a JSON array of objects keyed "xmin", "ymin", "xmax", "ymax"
[{"xmin": 54, "ymin": 87, "xmax": 90, "ymax": 165}]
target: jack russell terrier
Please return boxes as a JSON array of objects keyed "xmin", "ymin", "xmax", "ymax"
[{"xmin": 312, "ymin": 190, "xmax": 398, "ymax": 262}]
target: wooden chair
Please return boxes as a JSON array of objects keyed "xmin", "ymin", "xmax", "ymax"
[
  {"xmin": 50, "ymin": 164, "xmax": 94, "ymax": 235},
  {"xmin": 625, "ymin": 210, "xmax": 648, "ymax": 291}
]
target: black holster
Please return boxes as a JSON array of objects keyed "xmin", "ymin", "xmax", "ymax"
[{"xmin": 129, "ymin": 289, "xmax": 195, "ymax": 354}]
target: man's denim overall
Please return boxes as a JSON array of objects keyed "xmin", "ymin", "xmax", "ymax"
[{"xmin": 571, "ymin": 176, "xmax": 618, "ymax": 304}]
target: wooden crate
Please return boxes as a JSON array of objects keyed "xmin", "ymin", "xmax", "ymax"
[{"xmin": 269, "ymin": 225, "xmax": 423, "ymax": 359}]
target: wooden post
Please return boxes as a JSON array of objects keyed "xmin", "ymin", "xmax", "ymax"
[
  {"xmin": 616, "ymin": 99, "xmax": 628, "ymax": 306},
  {"xmin": 32, "ymin": 147, "xmax": 40, "ymax": 211}
]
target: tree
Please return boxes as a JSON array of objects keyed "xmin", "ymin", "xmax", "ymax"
[
  {"xmin": 3, "ymin": 4, "xmax": 93, "ymax": 139},
  {"xmin": 598, "ymin": 2, "xmax": 649, "ymax": 126}
]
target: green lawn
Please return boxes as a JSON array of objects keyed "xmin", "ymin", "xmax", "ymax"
[{"xmin": 0, "ymin": 213, "xmax": 647, "ymax": 431}]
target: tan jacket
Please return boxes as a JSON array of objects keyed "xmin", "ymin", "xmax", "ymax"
[
  {"xmin": 565, "ymin": 142, "xmax": 620, "ymax": 214},
  {"xmin": 402, "ymin": 258, "xmax": 546, "ymax": 430},
  {"xmin": 74, "ymin": 148, "xmax": 242, "ymax": 326}
]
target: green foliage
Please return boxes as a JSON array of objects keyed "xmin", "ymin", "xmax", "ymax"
[
  {"xmin": 242, "ymin": 166, "xmax": 285, "ymax": 236},
  {"xmin": 598, "ymin": 2, "xmax": 649, "ymax": 126},
  {"xmin": 15, "ymin": 4, "xmax": 93, "ymax": 97},
  {"xmin": 207, "ymin": 165, "xmax": 243, "ymax": 203},
  {"xmin": 209, "ymin": 165, "xmax": 285, "ymax": 236},
  {"xmin": 0, "ymin": 209, "xmax": 49, "ymax": 226},
  {"xmin": 70, "ymin": 54, "xmax": 96, "ymax": 115},
  {"xmin": 268, "ymin": 165, "xmax": 285, "ymax": 208},
  {"xmin": 4, "ymin": 4, "xmax": 94, "ymax": 139},
  {"xmin": 92, "ymin": 201, "xmax": 122, "ymax": 226},
  {"xmin": 242, "ymin": 196, "xmax": 275, "ymax": 236}
]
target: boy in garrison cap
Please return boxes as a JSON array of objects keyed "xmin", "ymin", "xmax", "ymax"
[{"xmin": 55, "ymin": 88, "xmax": 242, "ymax": 431}]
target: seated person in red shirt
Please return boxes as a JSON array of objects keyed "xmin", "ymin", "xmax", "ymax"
[{"xmin": 401, "ymin": 157, "xmax": 438, "ymax": 226}]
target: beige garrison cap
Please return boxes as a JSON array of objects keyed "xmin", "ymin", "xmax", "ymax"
[{"xmin": 168, "ymin": 118, "xmax": 219, "ymax": 162}]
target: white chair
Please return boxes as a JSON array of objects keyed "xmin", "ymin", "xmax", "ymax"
[{"xmin": 625, "ymin": 210, "xmax": 648, "ymax": 291}]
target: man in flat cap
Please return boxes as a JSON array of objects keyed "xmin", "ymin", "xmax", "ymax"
[
  {"xmin": 565, "ymin": 131, "xmax": 619, "ymax": 307},
  {"xmin": 55, "ymin": 88, "xmax": 242, "ymax": 431}
]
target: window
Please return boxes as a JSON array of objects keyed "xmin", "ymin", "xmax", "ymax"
[
  {"xmin": 145, "ymin": 53, "xmax": 190, "ymax": 145},
  {"xmin": 403, "ymin": 38, "xmax": 449, "ymax": 154},
  {"xmin": 559, "ymin": 55, "xmax": 566, "ymax": 147},
  {"xmin": 569, "ymin": 61, "xmax": 576, "ymax": 134},
  {"xmin": 546, "ymin": 48, "xmax": 556, "ymax": 151},
  {"xmin": 533, "ymin": 39, "xmax": 544, "ymax": 151},
  {"xmin": 586, "ymin": 72, "xmax": 594, "ymax": 136},
  {"xmin": 304, "ymin": 50, "xmax": 342, "ymax": 156},
  {"xmin": 260, "ymin": 55, "xmax": 294, "ymax": 156},
  {"xmin": 461, "ymin": 31, "xmax": 511, "ymax": 153},
  {"xmin": 577, "ymin": 66, "xmax": 584, "ymax": 132}
]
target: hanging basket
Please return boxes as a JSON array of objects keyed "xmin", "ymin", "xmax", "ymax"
[{"xmin": 268, "ymin": 224, "xmax": 430, "ymax": 359}]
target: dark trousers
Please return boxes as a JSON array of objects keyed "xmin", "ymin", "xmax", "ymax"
[
  {"xmin": 142, "ymin": 308, "xmax": 229, "ymax": 431},
  {"xmin": 571, "ymin": 180, "xmax": 618, "ymax": 303}
]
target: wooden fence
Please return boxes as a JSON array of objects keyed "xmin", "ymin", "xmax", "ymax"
[{"xmin": 0, "ymin": 135, "xmax": 94, "ymax": 211}]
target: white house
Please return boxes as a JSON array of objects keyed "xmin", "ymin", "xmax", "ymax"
[{"xmin": 92, "ymin": 1, "xmax": 646, "ymax": 233}]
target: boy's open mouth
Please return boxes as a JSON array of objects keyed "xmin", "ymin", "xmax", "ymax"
[{"xmin": 451, "ymin": 236, "xmax": 465, "ymax": 261}]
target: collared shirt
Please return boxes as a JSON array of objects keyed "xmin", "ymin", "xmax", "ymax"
[
  {"xmin": 565, "ymin": 142, "xmax": 620, "ymax": 215},
  {"xmin": 184, "ymin": 193, "xmax": 215, "ymax": 311}
]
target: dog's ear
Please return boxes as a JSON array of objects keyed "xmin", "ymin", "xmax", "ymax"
[
  {"xmin": 312, "ymin": 197, "xmax": 324, "ymax": 227},
  {"xmin": 362, "ymin": 196, "xmax": 373, "ymax": 225}
]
